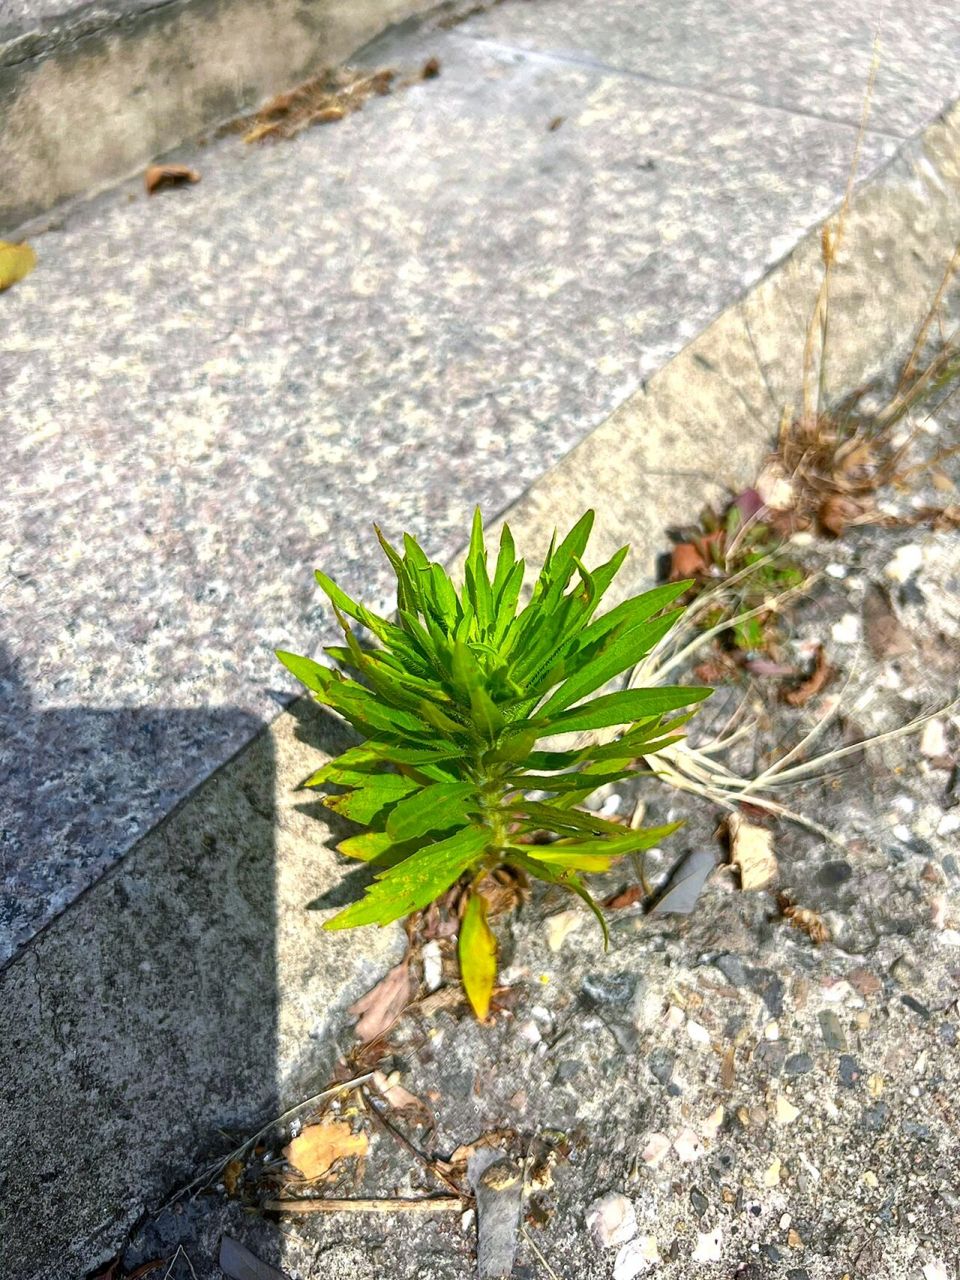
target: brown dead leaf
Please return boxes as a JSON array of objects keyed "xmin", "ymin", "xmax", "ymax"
[
  {"xmin": 604, "ymin": 884, "xmax": 643, "ymax": 909},
  {"xmin": 222, "ymin": 1157, "xmax": 244, "ymax": 1197},
  {"xmin": 722, "ymin": 812, "xmax": 777, "ymax": 891},
  {"xmin": 349, "ymin": 959, "xmax": 412, "ymax": 1044},
  {"xmin": 818, "ymin": 493, "xmax": 867, "ymax": 537},
  {"xmin": 243, "ymin": 65, "xmax": 396, "ymax": 142},
  {"xmin": 144, "ymin": 163, "xmax": 200, "ymax": 194},
  {"xmin": 861, "ymin": 585, "xmax": 914, "ymax": 660},
  {"xmin": 421, "ymin": 56, "xmax": 441, "ymax": 79},
  {"xmin": 669, "ymin": 542, "xmax": 707, "ymax": 579},
  {"xmin": 0, "ymin": 240, "xmax": 37, "ymax": 291},
  {"xmin": 284, "ymin": 1118, "xmax": 367, "ymax": 1180},
  {"xmin": 372, "ymin": 1069, "xmax": 429, "ymax": 1116},
  {"xmin": 782, "ymin": 644, "xmax": 833, "ymax": 707}
]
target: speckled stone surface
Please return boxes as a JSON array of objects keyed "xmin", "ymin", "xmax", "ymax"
[
  {"xmin": 0, "ymin": 2, "xmax": 953, "ymax": 962},
  {"xmin": 460, "ymin": 0, "xmax": 960, "ymax": 137}
]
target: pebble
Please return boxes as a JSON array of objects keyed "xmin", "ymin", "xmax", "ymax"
[
  {"xmin": 691, "ymin": 1227, "xmax": 723, "ymax": 1264},
  {"xmin": 614, "ymin": 1237, "xmax": 660, "ymax": 1279},
  {"xmin": 689, "ymin": 1187, "xmax": 709, "ymax": 1217},
  {"xmin": 663, "ymin": 1005, "xmax": 686, "ymax": 1031},
  {"xmin": 818, "ymin": 1010, "xmax": 847, "ymax": 1050},
  {"xmin": 838, "ymin": 1055, "xmax": 862, "ymax": 1088},
  {"xmin": 648, "ymin": 1048, "xmax": 675, "ymax": 1086},
  {"xmin": 775, "ymin": 1095, "xmax": 800, "ymax": 1125},
  {"xmin": 763, "ymin": 1157, "xmax": 782, "ymax": 1187},
  {"xmin": 861, "ymin": 1102, "xmax": 889, "ymax": 1132},
  {"xmin": 641, "ymin": 1132, "xmax": 671, "ymax": 1166},
  {"xmin": 922, "ymin": 1263, "xmax": 950, "ymax": 1280},
  {"xmin": 687, "ymin": 1019, "xmax": 711, "ymax": 1045},
  {"xmin": 701, "ymin": 1105, "xmax": 724, "ymax": 1139},
  {"xmin": 764, "ymin": 1020, "xmax": 780, "ymax": 1041},
  {"xmin": 673, "ymin": 1127, "xmax": 704, "ymax": 1163},
  {"xmin": 587, "ymin": 1192, "xmax": 637, "ymax": 1248},
  {"xmin": 890, "ymin": 954, "xmax": 922, "ymax": 988},
  {"xmin": 421, "ymin": 941, "xmax": 443, "ymax": 993},
  {"xmin": 938, "ymin": 812, "xmax": 960, "ymax": 836},
  {"xmin": 884, "ymin": 543, "xmax": 924, "ymax": 583},
  {"xmin": 545, "ymin": 909, "xmax": 582, "ymax": 953},
  {"xmin": 862, "ymin": 1170, "xmax": 879, "ymax": 1188},
  {"xmin": 825, "ymin": 563, "xmax": 847, "ymax": 579},
  {"xmin": 784, "ymin": 1053, "xmax": 813, "ymax": 1077},
  {"xmin": 920, "ymin": 718, "xmax": 949, "ymax": 759},
  {"xmin": 831, "ymin": 612, "xmax": 860, "ymax": 644}
]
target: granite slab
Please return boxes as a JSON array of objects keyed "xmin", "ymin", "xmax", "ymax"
[
  {"xmin": 458, "ymin": 0, "xmax": 960, "ymax": 138},
  {"xmin": 0, "ymin": 7, "xmax": 951, "ymax": 963}
]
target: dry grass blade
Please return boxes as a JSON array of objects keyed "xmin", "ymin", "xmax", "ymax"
[
  {"xmin": 801, "ymin": 35, "xmax": 880, "ymax": 422},
  {"xmin": 263, "ymin": 1196, "xmax": 464, "ymax": 1214}
]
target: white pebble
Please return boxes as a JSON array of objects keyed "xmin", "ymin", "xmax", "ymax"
[
  {"xmin": 422, "ymin": 941, "xmax": 443, "ymax": 993},
  {"xmin": 831, "ymin": 612, "xmax": 861, "ymax": 644},
  {"xmin": 641, "ymin": 1132, "xmax": 671, "ymax": 1166},
  {"xmin": 922, "ymin": 1264, "xmax": 950, "ymax": 1280},
  {"xmin": 775, "ymin": 1095, "xmax": 800, "ymax": 1125},
  {"xmin": 691, "ymin": 1227, "xmax": 723, "ymax": 1264},
  {"xmin": 673, "ymin": 1127, "xmax": 703, "ymax": 1163},
  {"xmin": 764, "ymin": 1020, "xmax": 780, "ymax": 1041},
  {"xmin": 937, "ymin": 812, "xmax": 960, "ymax": 837},
  {"xmin": 614, "ymin": 1236, "xmax": 660, "ymax": 1279},
  {"xmin": 687, "ymin": 1019, "xmax": 711, "ymax": 1044},
  {"xmin": 884, "ymin": 543, "xmax": 924, "ymax": 583},
  {"xmin": 825, "ymin": 563, "xmax": 847, "ymax": 579},
  {"xmin": 920, "ymin": 718, "xmax": 949, "ymax": 759},
  {"xmin": 663, "ymin": 1005, "xmax": 686, "ymax": 1031},
  {"xmin": 587, "ymin": 1192, "xmax": 637, "ymax": 1248},
  {"xmin": 701, "ymin": 1105, "xmax": 724, "ymax": 1139}
]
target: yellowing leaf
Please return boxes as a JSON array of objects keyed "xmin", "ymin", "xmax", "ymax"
[
  {"xmin": 0, "ymin": 241, "xmax": 37, "ymax": 292},
  {"xmin": 283, "ymin": 1119, "xmax": 367, "ymax": 1180},
  {"xmin": 459, "ymin": 890, "xmax": 497, "ymax": 1021}
]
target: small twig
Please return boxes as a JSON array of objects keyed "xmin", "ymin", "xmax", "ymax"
[
  {"xmin": 363, "ymin": 1088, "xmax": 467, "ymax": 1199},
  {"xmin": 161, "ymin": 1246, "xmax": 199, "ymax": 1280},
  {"xmin": 263, "ymin": 1196, "xmax": 464, "ymax": 1214}
]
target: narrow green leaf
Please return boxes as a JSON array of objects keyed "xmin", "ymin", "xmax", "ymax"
[
  {"xmin": 323, "ymin": 825, "xmax": 490, "ymax": 929},
  {"xmin": 459, "ymin": 890, "xmax": 497, "ymax": 1019},
  {"xmin": 508, "ymin": 800, "xmax": 625, "ymax": 835},
  {"xmin": 574, "ymin": 581, "xmax": 693, "ymax": 653},
  {"xmin": 537, "ymin": 609, "xmax": 685, "ymax": 716},
  {"xmin": 337, "ymin": 831, "xmax": 395, "ymax": 861},
  {"xmin": 386, "ymin": 781, "xmax": 478, "ymax": 841},
  {"xmin": 275, "ymin": 650, "xmax": 328, "ymax": 694},
  {"xmin": 508, "ymin": 851, "xmax": 609, "ymax": 949},
  {"xmin": 322, "ymin": 774, "xmax": 421, "ymax": 824},
  {"xmin": 491, "ymin": 523, "xmax": 517, "ymax": 599},
  {"xmin": 537, "ymin": 685, "xmax": 711, "ymax": 737}
]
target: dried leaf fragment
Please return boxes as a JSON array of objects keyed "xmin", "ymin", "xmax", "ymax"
[
  {"xmin": 348, "ymin": 959, "xmax": 412, "ymax": 1044},
  {"xmin": 284, "ymin": 1118, "xmax": 367, "ymax": 1180},
  {"xmin": 782, "ymin": 643, "xmax": 833, "ymax": 707},
  {"xmin": 372, "ymin": 1069, "xmax": 428, "ymax": 1115},
  {"xmin": 723, "ymin": 812, "xmax": 777, "ymax": 891},
  {"xmin": 144, "ymin": 163, "xmax": 200, "ymax": 194},
  {"xmin": 0, "ymin": 240, "xmax": 37, "ymax": 291}
]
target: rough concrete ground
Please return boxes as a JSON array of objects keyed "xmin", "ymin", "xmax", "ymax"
[
  {"xmin": 4, "ymin": 0, "xmax": 960, "ymax": 961},
  {"xmin": 116, "ymin": 412, "xmax": 960, "ymax": 1280}
]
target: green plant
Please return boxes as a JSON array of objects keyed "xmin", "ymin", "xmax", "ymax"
[{"xmin": 277, "ymin": 510, "xmax": 709, "ymax": 1018}]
